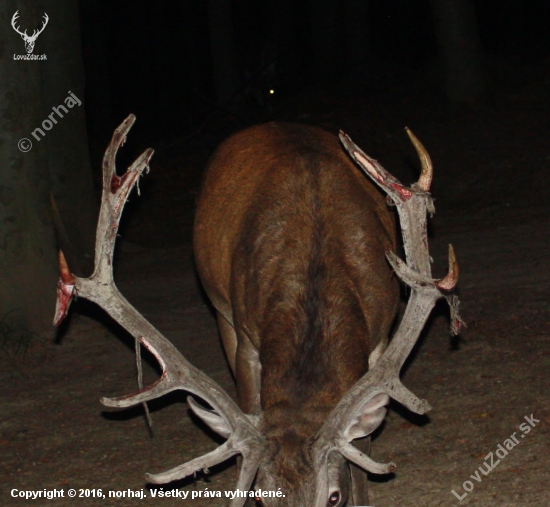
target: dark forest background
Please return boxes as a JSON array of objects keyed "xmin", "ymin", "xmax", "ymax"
[
  {"xmin": 1, "ymin": 0, "xmax": 550, "ymax": 341},
  {"xmin": 82, "ymin": 0, "xmax": 550, "ymax": 150}
]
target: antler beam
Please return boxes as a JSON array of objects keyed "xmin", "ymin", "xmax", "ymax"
[
  {"xmin": 314, "ymin": 129, "xmax": 463, "ymax": 474},
  {"xmin": 53, "ymin": 116, "xmax": 265, "ymax": 499}
]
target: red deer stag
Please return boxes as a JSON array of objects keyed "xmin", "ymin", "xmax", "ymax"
[{"xmin": 54, "ymin": 116, "xmax": 461, "ymax": 506}]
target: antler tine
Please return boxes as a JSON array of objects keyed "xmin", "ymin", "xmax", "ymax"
[
  {"xmin": 101, "ymin": 115, "xmax": 136, "ymax": 187},
  {"xmin": 146, "ymin": 440, "xmax": 237, "ymax": 484},
  {"xmin": 53, "ymin": 250, "xmax": 76, "ymax": 326},
  {"xmin": 58, "ymin": 250, "xmax": 75, "ymax": 285},
  {"xmin": 11, "ymin": 11, "xmax": 25, "ymax": 36},
  {"xmin": 340, "ymin": 443, "xmax": 396, "ymax": 474},
  {"xmin": 405, "ymin": 127, "xmax": 433, "ymax": 191},
  {"xmin": 53, "ymin": 115, "xmax": 265, "ymax": 487},
  {"xmin": 314, "ymin": 131, "xmax": 462, "ymax": 474},
  {"xmin": 92, "ymin": 114, "xmax": 154, "ymax": 281},
  {"xmin": 39, "ymin": 13, "xmax": 49, "ymax": 32},
  {"xmin": 435, "ymin": 244, "xmax": 459, "ymax": 291},
  {"xmin": 339, "ymin": 131, "xmax": 414, "ymax": 203}
]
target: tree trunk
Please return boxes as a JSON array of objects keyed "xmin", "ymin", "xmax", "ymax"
[
  {"xmin": 41, "ymin": 0, "xmax": 97, "ymax": 276},
  {"xmin": 430, "ymin": 0, "xmax": 489, "ymax": 103},
  {"xmin": 0, "ymin": 0, "xmax": 57, "ymax": 335}
]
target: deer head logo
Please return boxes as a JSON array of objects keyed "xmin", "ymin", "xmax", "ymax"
[{"xmin": 11, "ymin": 11, "xmax": 49, "ymax": 54}]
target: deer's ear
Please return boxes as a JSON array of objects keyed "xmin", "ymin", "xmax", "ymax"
[
  {"xmin": 342, "ymin": 393, "xmax": 389, "ymax": 441},
  {"xmin": 188, "ymin": 396, "xmax": 232, "ymax": 439}
]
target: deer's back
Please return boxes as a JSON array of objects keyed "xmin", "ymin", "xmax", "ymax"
[{"xmin": 194, "ymin": 122, "xmax": 399, "ymax": 410}]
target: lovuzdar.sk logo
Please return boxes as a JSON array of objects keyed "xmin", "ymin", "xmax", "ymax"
[{"xmin": 11, "ymin": 10, "xmax": 48, "ymax": 60}]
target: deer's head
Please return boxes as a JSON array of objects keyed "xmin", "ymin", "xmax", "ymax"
[{"xmin": 11, "ymin": 11, "xmax": 49, "ymax": 54}]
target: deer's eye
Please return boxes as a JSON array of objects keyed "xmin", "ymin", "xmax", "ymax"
[{"xmin": 327, "ymin": 491, "xmax": 340, "ymax": 506}]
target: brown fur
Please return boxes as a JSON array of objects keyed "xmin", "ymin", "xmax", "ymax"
[{"xmin": 193, "ymin": 122, "xmax": 399, "ymax": 491}]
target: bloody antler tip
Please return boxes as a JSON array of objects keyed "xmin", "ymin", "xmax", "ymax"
[
  {"xmin": 123, "ymin": 113, "xmax": 136, "ymax": 125},
  {"xmin": 53, "ymin": 250, "xmax": 76, "ymax": 326},
  {"xmin": 338, "ymin": 130, "xmax": 351, "ymax": 146},
  {"xmin": 145, "ymin": 147, "xmax": 155, "ymax": 162},
  {"xmin": 435, "ymin": 244, "xmax": 459, "ymax": 291},
  {"xmin": 58, "ymin": 250, "xmax": 76, "ymax": 284}
]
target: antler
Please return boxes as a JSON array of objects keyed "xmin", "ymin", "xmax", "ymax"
[
  {"xmin": 11, "ymin": 11, "xmax": 48, "ymax": 39},
  {"xmin": 313, "ymin": 128, "xmax": 463, "ymax": 475},
  {"xmin": 53, "ymin": 115, "xmax": 265, "ymax": 504},
  {"xmin": 33, "ymin": 13, "xmax": 49, "ymax": 38},
  {"xmin": 11, "ymin": 11, "xmax": 25, "ymax": 37}
]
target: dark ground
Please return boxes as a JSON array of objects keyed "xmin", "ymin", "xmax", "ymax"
[{"xmin": 1, "ymin": 59, "xmax": 549, "ymax": 506}]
